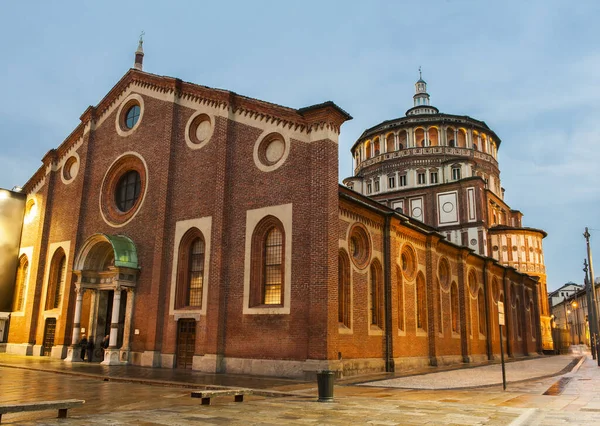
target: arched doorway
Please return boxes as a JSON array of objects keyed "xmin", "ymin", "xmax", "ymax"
[{"xmin": 65, "ymin": 234, "xmax": 139, "ymax": 365}]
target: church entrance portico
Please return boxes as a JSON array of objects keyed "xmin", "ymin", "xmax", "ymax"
[{"xmin": 64, "ymin": 233, "xmax": 139, "ymax": 365}]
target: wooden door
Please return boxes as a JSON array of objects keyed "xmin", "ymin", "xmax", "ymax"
[
  {"xmin": 176, "ymin": 319, "xmax": 196, "ymax": 369},
  {"xmin": 42, "ymin": 318, "xmax": 56, "ymax": 356}
]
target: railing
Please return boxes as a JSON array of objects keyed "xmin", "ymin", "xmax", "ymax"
[{"xmin": 354, "ymin": 146, "xmax": 498, "ymax": 174}]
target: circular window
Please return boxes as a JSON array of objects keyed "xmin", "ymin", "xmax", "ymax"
[
  {"xmin": 125, "ymin": 105, "xmax": 141, "ymax": 129},
  {"xmin": 61, "ymin": 154, "xmax": 80, "ymax": 184},
  {"xmin": 400, "ymin": 244, "xmax": 417, "ymax": 281},
  {"xmin": 468, "ymin": 271, "xmax": 478, "ymax": 295},
  {"xmin": 185, "ymin": 112, "xmax": 214, "ymax": 149},
  {"xmin": 438, "ymin": 258, "xmax": 450, "ymax": 291},
  {"xmin": 115, "ymin": 170, "xmax": 141, "ymax": 212},
  {"xmin": 492, "ymin": 245, "xmax": 499, "ymax": 251},
  {"xmin": 348, "ymin": 224, "xmax": 371, "ymax": 269},
  {"xmin": 254, "ymin": 132, "xmax": 290, "ymax": 172},
  {"xmin": 115, "ymin": 94, "xmax": 145, "ymax": 137},
  {"xmin": 100, "ymin": 153, "xmax": 148, "ymax": 227}
]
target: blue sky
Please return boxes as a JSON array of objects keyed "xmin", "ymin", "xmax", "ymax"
[{"xmin": 1, "ymin": 1, "xmax": 599, "ymax": 290}]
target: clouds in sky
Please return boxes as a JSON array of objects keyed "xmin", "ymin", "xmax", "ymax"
[{"xmin": 0, "ymin": 0, "xmax": 599, "ymax": 289}]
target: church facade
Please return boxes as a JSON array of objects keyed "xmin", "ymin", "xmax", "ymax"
[{"xmin": 1, "ymin": 48, "xmax": 544, "ymax": 378}]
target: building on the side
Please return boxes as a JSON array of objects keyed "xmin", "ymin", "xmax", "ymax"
[
  {"xmin": 343, "ymin": 72, "xmax": 552, "ymax": 352},
  {"xmin": 548, "ymin": 282, "xmax": 584, "ymax": 309},
  {"xmin": 1, "ymin": 46, "xmax": 543, "ymax": 377}
]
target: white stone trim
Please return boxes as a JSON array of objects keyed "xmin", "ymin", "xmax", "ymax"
[
  {"xmin": 253, "ymin": 130, "xmax": 291, "ymax": 173},
  {"xmin": 40, "ymin": 241, "xmax": 71, "ymax": 314},
  {"xmin": 98, "ymin": 151, "xmax": 149, "ymax": 228},
  {"xmin": 184, "ymin": 112, "xmax": 215, "ymax": 150},
  {"xmin": 243, "ymin": 203, "xmax": 292, "ymax": 315},
  {"xmin": 11, "ymin": 246, "xmax": 34, "ymax": 317},
  {"xmin": 92, "ymin": 83, "xmax": 339, "ymax": 143},
  {"xmin": 60, "ymin": 152, "xmax": 81, "ymax": 185},
  {"xmin": 115, "ymin": 93, "xmax": 145, "ymax": 137},
  {"xmin": 168, "ymin": 216, "xmax": 212, "ymax": 317}
]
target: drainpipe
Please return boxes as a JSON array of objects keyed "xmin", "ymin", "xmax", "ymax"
[
  {"xmin": 383, "ymin": 213, "xmax": 394, "ymax": 372},
  {"xmin": 483, "ymin": 261, "xmax": 493, "ymax": 360}
]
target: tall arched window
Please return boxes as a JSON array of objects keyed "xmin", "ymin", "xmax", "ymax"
[
  {"xmin": 416, "ymin": 272, "xmax": 427, "ymax": 331},
  {"xmin": 529, "ymin": 299, "xmax": 535, "ymax": 338},
  {"xmin": 397, "ymin": 265, "xmax": 404, "ymax": 331},
  {"xmin": 338, "ymin": 250, "xmax": 351, "ymax": 328},
  {"xmin": 13, "ymin": 255, "xmax": 29, "ymax": 311},
  {"xmin": 370, "ymin": 260, "xmax": 384, "ymax": 328},
  {"xmin": 451, "ymin": 282, "xmax": 459, "ymax": 333},
  {"xmin": 46, "ymin": 248, "xmax": 66, "ymax": 310},
  {"xmin": 437, "ymin": 279, "xmax": 443, "ymax": 333},
  {"xmin": 250, "ymin": 216, "xmax": 285, "ymax": 306},
  {"xmin": 478, "ymin": 288, "xmax": 486, "ymax": 335},
  {"xmin": 176, "ymin": 228, "xmax": 206, "ymax": 308}
]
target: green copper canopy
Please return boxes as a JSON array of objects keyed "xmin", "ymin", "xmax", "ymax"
[{"xmin": 105, "ymin": 234, "xmax": 139, "ymax": 269}]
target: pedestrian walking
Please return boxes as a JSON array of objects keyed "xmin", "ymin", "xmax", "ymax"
[
  {"xmin": 86, "ymin": 335, "xmax": 95, "ymax": 362},
  {"xmin": 79, "ymin": 334, "xmax": 87, "ymax": 361}
]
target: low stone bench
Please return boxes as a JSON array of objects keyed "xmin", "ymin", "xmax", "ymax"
[
  {"xmin": 191, "ymin": 389, "xmax": 252, "ymax": 405},
  {"xmin": 0, "ymin": 399, "xmax": 85, "ymax": 423}
]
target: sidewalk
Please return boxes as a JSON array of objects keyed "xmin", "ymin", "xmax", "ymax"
[{"xmin": 2, "ymin": 353, "xmax": 600, "ymax": 425}]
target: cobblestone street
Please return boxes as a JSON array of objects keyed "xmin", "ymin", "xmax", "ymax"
[{"xmin": 2, "ymin": 354, "xmax": 600, "ymax": 425}]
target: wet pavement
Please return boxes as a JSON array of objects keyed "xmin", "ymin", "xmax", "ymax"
[{"xmin": 1, "ymin": 353, "xmax": 600, "ymax": 424}]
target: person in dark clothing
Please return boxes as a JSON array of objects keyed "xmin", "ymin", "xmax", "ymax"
[
  {"xmin": 79, "ymin": 335, "xmax": 88, "ymax": 361},
  {"xmin": 86, "ymin": 336, "xmax": 95, "ymax": 362},
  {"xmin": 101, "ymin": 335, "xmax": 110, "ymax": 360}
]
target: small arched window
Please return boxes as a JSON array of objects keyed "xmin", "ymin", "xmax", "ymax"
[
  {"xmin": 176, "ymin": 229, "xmax": 206, "ymax": 308},
  {"xmin": 370, "ymin": 260, "xmax": 384, "ymax": 328},
  {"xmin": 478, "ymin": 288, "xmax": 486, "ymax": 335},
  {"xmin": 13, "ymin": 255, "xmax": 29, "ymax": 311},
  {"xmin": 46, "ymin": 248, "xmax": 66, "ymax": 310},
  {"xmin": 397, "ymin": 265, "xmax": 404, "ymax": 331},
  {"xmin": 416, "ymin": 272, "xmax": 427, "ymax": 331},
  {"xmin": 250, "ymin": 216, "xmax": 285, "ymax": 306},
  {"xmin": 515, "ymin": 296, "xmax": 523, "ymax": 339},
  {"xmin": 451, "ymin": 282, "xmax": 459, "ymax": 333},
  {"xmin": 338, "ymin": 250, "xmax": 351, "ymax": 328}
]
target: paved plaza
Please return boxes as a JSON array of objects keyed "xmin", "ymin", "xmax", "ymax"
[{"xmin": 1, "ymin": 353, "xmax": 600, "ymax": 425}]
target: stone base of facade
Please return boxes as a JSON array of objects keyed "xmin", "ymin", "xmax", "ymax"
[
  {"xmin": 129, "ymin": 350, "xmax": 161, "ymax": 367},
  {"xmin": 101, "ymin": 348, "xmax": 126, "ymax": 365},
  {"xmin": 0, "ymin": 343, "xmax": 6, "ymax": 353},
  {"xmin": 6, "ymin": 343, "xmax": 34, "ymax": 356},
  {"xmin": 50, "ymin": 345, "xmax": 68, "ymax": 359},
  {"xmin": 435, "ymin": 355, "xmax": 466, "ymax": 366},
  {"xmin": 64, "ymin": 346, "xmax": 85, "ymax": 362}
]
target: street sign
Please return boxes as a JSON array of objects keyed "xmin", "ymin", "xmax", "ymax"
[{"xmin": 498, "ymin": 301, "xmax": 505, "ymax": 326}]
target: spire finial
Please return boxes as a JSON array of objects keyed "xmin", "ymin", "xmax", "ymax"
[
  {"xmin": 134, "ymin": 31, "xmax": 145, "ymax": 71},
  {"xmin": 419, "ymin": 66, "xmax": 422, "ymax": 80}
]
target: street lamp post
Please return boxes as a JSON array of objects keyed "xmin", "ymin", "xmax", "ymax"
[
  {"xmin": 571, "ymin": 301, "xmax": 580, "ymax": 344},
  {"xmin": 584, "ymin": 228, "xmax": 600, "ymax": 366},
  {"xmin": 585, "ymin": 260, "xmax": 596, "ymax": 358}
]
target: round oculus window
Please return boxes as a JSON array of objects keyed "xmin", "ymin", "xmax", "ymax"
[
  {"xmin": 100, "ymin": 153, "xmax": 147, "ymax": 227},
  {"xmin": 62, "ymin": 156, "xmax": 79, "ymax": 182},
  {"xmin": 254, "ymin": 132, "xmax": 289, "ymax": 172},
  {"xmin": 115, "ymin": 170, "xmax": 141, "ymax": 212},
  {"xmin": 125, "ymin": 105, "xmax": 141, "ymax": 129},
  {"xmin": 400, "ymin": 244, "xmax": 417, "ymax": 281},
  {"xmin": 348, "ymin": 224, "xmax": 371, "ymax": 269}
]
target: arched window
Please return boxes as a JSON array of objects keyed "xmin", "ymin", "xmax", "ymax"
[
  {"xmin": 478, "ymin": 288, "xmax": 486, "ymax": 335},
  {"xmin": 415, "ymin": 128, "xmax": 425, "ymax": 147},
  {"xmin": 386, "ymin": 133, "xmax": 395, "ymax": 152},
  {"xmin": 176, "ymin": 229, "xmax": 206, "ymax": 308},
  {"xmin": 416, "ymin": 272, "xmax": 427, "ymax": 331},
  {"xmin": 457, "ymin": 129, "xmax": 467, "ymax": 148},
  {"xmin": 13, "ymin": 255, "xmax": 29, "ymax": 311},
  {"xmin": 516, "ymin": 297, "xmax": 522, "ymax": 339},
  {"xmin": 437, "ymin": 279, "xmax": 443, "ymax": 333},
  {"xmin": 250, "ymin": 216, "xmax": 285, "ymax": 306},
  {"xmin": 397, "ymin": 265, "xmax": 404, "ymax": 331},
  {"xmin": 46, "ymin": 248, "xmax": 66, "ymax": 310},
  {"xmin": 451, "ymin": 282, "xmax": 459, "ymax": 333},
  {"xmin": 365, "ymin": 140, "xmax": 372, "ymax": 159},
  {"xmin": 428, "ymin": 127, "xmax": 439, "ymax": 146},
  {"xmin": 373, "ymin": 137, "xmax": 380, "ymax": 156},
  {"xmin": 529, "ymin": 299, "xmax": 535, "ymax": 338},
  {"xmin": 370, "ymin": 260, "xmax": 384, "ymax": 328},
  {"xmin": 338, "ymin": 250, "xmax": 351, "ymax": 328}
]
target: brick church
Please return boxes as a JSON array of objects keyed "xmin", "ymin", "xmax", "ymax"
[{"xmin": 0, "ymin": 43, "xmax": 549, "ymax": 378}]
